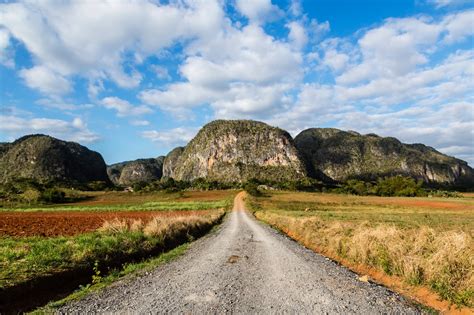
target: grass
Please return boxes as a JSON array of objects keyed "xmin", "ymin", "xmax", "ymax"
[
  {"xmin": 0, "ymin": 200, "xmax": 231, "ymax": 212},
  {"xmin": 0, "ymin": 210, "xmax": 225, "ymax": 290},
  {"xmin": 0, "ymin": 190, "xmax": 236, "ymax": 210},
  {"xmin": 250, "ymin": 191, "xmax": 474, "ymax": 308},
  {"xmin": 31, "ymin": 243, "xmax": 189, "ymax": 313}
]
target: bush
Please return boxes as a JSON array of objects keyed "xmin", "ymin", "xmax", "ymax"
[
  {"xmin": 338, "ymin": 176, "xmax": 427, "ymax": 197},
  {"xmin": 87, "ymin": 181, "xmax": 110, "ymax": 191},
  {"xmin": 243, "ymin": 179, "xmax": 262, "ymax": 196},
  {"xmin": 40, "ymin": 188, "xmax": 66, "ymax": 203},
  {"xmin": 375, "ymin": 176, "xmax": 426, "ymax": 197}
]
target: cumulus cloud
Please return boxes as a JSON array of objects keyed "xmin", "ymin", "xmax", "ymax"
[
  {"xmin": 235, "ymin": 0, "xmax": 283, "ymax": 24},
  {"xmin": 0, "ymin": 0, "xmax": 225, "ymax": 95},
  {"xmin": 100, "ymin": 97, "xmax": 152, "ymax": 117},
  {"xmin": 19, "ymin": 66, "xmax": 71, "ymax": 95},
  {"xmin": 287, "ymin": 21, "xmax": 308, "ymax": 49},
  {"xmin": 0, "ymin": 115, "xmax": 99, "ymax": 143},
  {"xmin": 140, "ymin": 23, "xmax": 302, "ymax": 118},
  {"xmin": 428, "ymin": 0, "xmax": 471, "ymax": 8},
  {"xmin": 150, "ymin": 65, "xmax": 171, "ymax": 80},
  {"xmin": 0, "ymin": 28, "xmax": 13, "ymax": 67},
  {"xmin": 130, "ymin": 120, "xmax": 150, "ymax": 126},
  {"xmin": 141, "ymin": 127, "xmax": 198, "ymax": 147}
]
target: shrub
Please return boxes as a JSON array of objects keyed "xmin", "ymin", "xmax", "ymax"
[
  {"xmin": 40, "ymin": 188, "xmax": 66, "ymax": 203},
  {"xmin": 338, "ymin": 176, "xmax": 427, "ymax": 197},
  {"xmin": 243, "ymin": 179, "xmax": 262, "ymax": 196}
]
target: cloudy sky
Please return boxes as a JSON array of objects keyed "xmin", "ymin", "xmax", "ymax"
[{"xmin": 0, "ymin": 0, "xmax": 473, "ymax": 165}]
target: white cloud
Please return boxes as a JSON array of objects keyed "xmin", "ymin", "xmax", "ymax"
[
  {"xmin": 36, "ymin": 98, "xmax": 94, "ymax": 111},
  {"xmin": 333, "ymin": 12, "xmax": 473, "ymax": 86},
  {"xmin": 142, "ymin": 127, "xmax": 198, "ymax": 146},
  {"xmin": 140, "ymin": 23, "xmax": 302, "ymax": 118},
  {"xmin": 287, "ymin": 21, "xmax": 308, "ymax": 49},
  {"xmin": 441, "ymin": 10, "xmax": 474, "ymax": 43},
  {"xmin": 19, "ymin": 66, "xmax": 71, "ymax": 95},
  {"xmin": 289, "ymin": 0, "xmax": 302, "ymax": 16},
  {"xmin": 100, "ymin": 97, "xmax": 152, "ymax": 117},
  {"xmin": 0, "ymin": 0, "xmax": 225, "ymax": 95},
  {"xmin": 428, "ymin": 0, "xmax": 470, "ymax": 8},
  {"xmin": 130, "ymin": 120, "xmax": 150, "ymax": 126},
  {"xmin": 150, "ymin": 65, "xmax": 171, "ymax": 80},
  {"xmin": 0, "ymin": 28, "xmax": 13, "ymax": 67},
  {"xmin": 308, "ymin": 19, "xmax": 330, "ymax": 41},
  {"xmin": 235, "ymin": 0, "xmax": 283, "ymax": 24},
  {"xmin": 0, "ymin": 115, "xmax": 99, "ymax": 143}
]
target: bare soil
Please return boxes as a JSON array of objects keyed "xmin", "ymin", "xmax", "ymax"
[{"xmin": 0, "ymin": 210, "xmax": 210, "ymax": 237}]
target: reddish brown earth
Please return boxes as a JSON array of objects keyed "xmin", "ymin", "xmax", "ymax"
[{"xmin": 0, "ymin": 210, "xmax": 210, "ymax": 237}]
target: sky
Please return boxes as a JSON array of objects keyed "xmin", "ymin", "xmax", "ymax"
[{"xmin": 0, "ymin": 0, "xmax": 473, "ymax": 165}]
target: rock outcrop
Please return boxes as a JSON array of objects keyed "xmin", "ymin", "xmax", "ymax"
[
  {"xmin": 162, "ymin": 147, "xmax": 184, "ymax": 179},
  {"xmin": 295, "ymin": 128, "xmax": 474, "ymax": 187},
  {"xmin": 107, "ymin": 157, "xmax": 164, "ymax": 186},
  {"xmin": 171, "ymin": 120, "xmax": 306, "ymax": 183},
  {"xmin": 0, "ymin": 134, "xmax": 109, "ymax": 184}
]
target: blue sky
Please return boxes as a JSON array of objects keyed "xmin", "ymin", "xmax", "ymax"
[{"xmin": 0, "ymin": 0, "xmax": 473, "ymax": 165}]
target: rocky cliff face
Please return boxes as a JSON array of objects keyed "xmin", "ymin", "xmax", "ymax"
[
  {"xmin": 162, "ymin": 147, "xmax": 184, "ymax": 179},
  {"xmin": 295, "ymin": 128, "xmax": 474, "ymax": 187},
  {"xmin": 172, "ymin": 120, "xmax": 306, "ymax": 183},
  {"xmin": 107, "ymin": 157, "xmax": 164, "ymax": 186},
  {"xmin": 0, "ymin": 134, "xmax": 109, "ymax": 184}
]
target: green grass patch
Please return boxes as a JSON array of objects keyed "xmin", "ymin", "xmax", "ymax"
[
  {"xmin": 1, "ymin": 200, "xmax": 231, "ymax": 212},
  {"xmin": 31, "ymin": 244, "xmax": 189, "ymax": 313}
]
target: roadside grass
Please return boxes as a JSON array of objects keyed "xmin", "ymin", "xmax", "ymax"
[
  {"xmin": 0, "ymin": 210, "xmax": 225, "ymax": 291},
  {"xmin": 31, "ymin": 243, "xmax": 189, "ymax": 314},
  {"xmin": 250, "ymin": 191, "xmax": 474, "ymax": 308}
]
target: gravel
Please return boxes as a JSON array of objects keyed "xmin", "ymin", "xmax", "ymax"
[{"xmin": 59, "ymin": 193, "xmax": 421, "ymax": 314}]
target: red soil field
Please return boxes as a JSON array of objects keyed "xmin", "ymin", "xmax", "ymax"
[{"xmin": 0, "ymin": 210, "xmax": 210, "ymax": 237}]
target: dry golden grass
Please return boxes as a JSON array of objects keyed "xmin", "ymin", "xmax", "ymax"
[
  {"xmin": 99, "ymin": 210, "xmax": 225, "ymax": 240},
  {"xmin": 252, "ymin": 191, "xmax": 474, "ymax": 307}
]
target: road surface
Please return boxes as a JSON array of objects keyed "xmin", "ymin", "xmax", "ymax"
[{"xmin": 59, "ymin": 192, "xmax": 420, "ymax": 314}]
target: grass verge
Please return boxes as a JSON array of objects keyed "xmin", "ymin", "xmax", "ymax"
[{"xmin": 30, "ymin": 243, "xmax": 189, "ymax": 314}]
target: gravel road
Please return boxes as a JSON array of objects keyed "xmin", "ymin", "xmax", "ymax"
[{"xmin": 59, "ymin": 192, "xmax": 420, "ymax": 314}]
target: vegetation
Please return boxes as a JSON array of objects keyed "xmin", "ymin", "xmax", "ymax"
[
  {"xmin": 0, "ymin": 210, "xmax": 225, "ymax": 290},
  {"xmin": 35, "ymin": 244, "xmax": 189, "ymax": 312},
  {"xmin": 250, "ymin": 191, "xmax": 474, "ymax": 307},
  {"xmin": 336, "ymin": 176, "xmax": 427, "ymax": 197},
  {"xmin": 134, "ymin": 177, "xmax": 239, "ymax": 193}
]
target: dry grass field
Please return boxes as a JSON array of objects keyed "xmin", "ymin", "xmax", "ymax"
[{"xmin": 250, "ymin": 191, "xmax": 474, "ymax": 309}]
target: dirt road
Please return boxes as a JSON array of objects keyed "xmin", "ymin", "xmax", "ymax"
[{"xmin": 59, "ymin": 192, "xmax": 420, "ymax": 313}]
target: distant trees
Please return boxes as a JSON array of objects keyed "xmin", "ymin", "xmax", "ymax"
[{"xmin": 337, "ymin": 176, "xmax": 427, "ymax": 197}]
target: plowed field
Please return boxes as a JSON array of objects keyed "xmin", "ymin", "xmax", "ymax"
[{"xmin": 0, "ymin": 210, "xmax": 210, "ymax": 237}]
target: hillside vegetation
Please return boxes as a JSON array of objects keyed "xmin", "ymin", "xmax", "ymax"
[
  {"xmin": 295, "ymin": 128, "xmax": 473, "ymax": 188},
  {"xmin": 0, "ymin": 135, "xmax": 109, "ymax": 185}
]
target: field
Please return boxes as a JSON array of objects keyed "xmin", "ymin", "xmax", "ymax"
[
  {"xmin": 0, "ymin": 190, "xmax": 235, "ymax": 313},
  {"xmin": 250, "ymin": 191, "xmax": 474, "ymax": 309}
]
